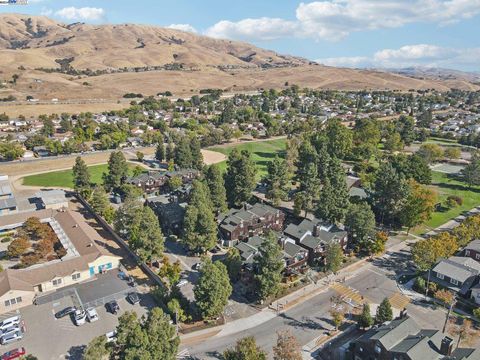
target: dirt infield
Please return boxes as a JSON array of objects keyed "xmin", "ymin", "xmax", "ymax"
[{"xmin": 202, "ymin": 149, "xmax": 227, "ymax": 165}]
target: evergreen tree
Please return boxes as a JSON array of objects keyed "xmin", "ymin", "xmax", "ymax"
[
  {"xmin": 183, "ymin": 180, "xmax": 217, "ymax": 253},
  {"xmin": 103, "ymin": 151, "xmax": 128, "ymax": 192},
  {"xmin": 265, "ymin": 156, "xmax": 290, "ymax": 206},
  {"xmin": 358, "ymin": 303, "xmax": 374, "ymax": 329},
  {"xmin": 294, "ymin": 162, "xmax": 321, "ymax": 217},
  {"xmin": 295, "ymin": 140, "xmax": 318, "ymax": 187},
  {"xmin": 83, "ymin": 336, "xmax": 110, "ymax": 360},
  {"xmin": 205, "ymin": 164, "xmax": 228, "ymax": 214},
  {"xmin": 376, "ymin": 298, "xmax": 393, "ymax": 324},
  {"xmin": 224, "ymin": 247, "xmax": 242, "ymax": 282},
  {"xmin": 345, "ymin": 202, "xmax": 376, "ymax": 251},
  {"xmin": 166, "ymin": 140, "xmax": 175, "ymax": 162},
  {"xmin": 224, "ymin": 149, "xmax": 257, "ymax": 207},
  {"xmin": 315, "ymin": 157, "xmax": 349, "ymax": 224},
  {"xmin": 254, "ymin": 232, "xmax": 284, "ymax": 300},
  {"xmin": 174, "ymin": 136, "xmax": 193, "ymax": 169},
  {"xmin": 90, "ymin": 186, "xmax": 115, "ymax": 223},
  {"xmin": 190, "ymin": 136, "xmax": 204, "ymax": 170},
  {"xmin": 325, "ymin": 119, "xmax": 353, "ymax": 159},
  {"xmin": 72, "ymin": 156, "xmax": 90, "ymax": 192},
  {"xmin": 194, "ymin": 259, "xmax": 232, "ymax": 319},
  {"xmin": 325, "ymin": 242, "xmax": 343, "ymax": 273},
  {"xmin": 155, "ymin": 142, "xmax": 165, "ymax": 162}
]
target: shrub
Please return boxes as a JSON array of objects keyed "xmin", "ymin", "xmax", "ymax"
[
  {"xmin": 447, "ymin": 195, "xmax": 463, "ymax": 206},
  {"xmin": 7, "ymin": 237, "xmax": 30, "ymax": 258},
  {"xmin": 413, "ymin": 277, "xmax": 426, "ymax": 293},
  {"xmin": 20, "ymin": 253, "xmax": 42, "ymax": 267},
  {"xmin": 0, "ymin": 237, "xmax": 12, "ymax": 243},
  {"xmin": 473, "ymin": 308, "xmax": 480, "ymax": 320}
]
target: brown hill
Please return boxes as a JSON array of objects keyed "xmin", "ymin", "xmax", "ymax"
[{"xmin": 0, "ymin": 13, "xmax": 478, "ymax": 108}]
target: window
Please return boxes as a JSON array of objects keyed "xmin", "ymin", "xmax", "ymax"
[
  {"xmin": 466, "ymin": 250, "xmax": 470, "ymax": 256},
  {"xmin": 437, "ymin": 273, "xmax": 444, "ymax": 280},
  {"xmin": 72, "ymin": 273, "xmax": 80, "ymax": 281},
  {"xmin": 476, "ymin": 253, "xmax": 480, "ymax": 260},
  {"xmin": 4, "ymin": 297, "xmax": 22, "ymax": 307},
  {"xmin": 52, "ymin": 278, "xmax": 62, "ymax": 286},
  {"xmin": 450, "ymin": 278, "xmax": 459, "ymax": 286},
  {"xmin": 374, "ymin": 344, "xmax": 382, "ymax": 354}
]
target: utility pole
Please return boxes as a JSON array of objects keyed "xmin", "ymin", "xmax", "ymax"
[
  {"xmin": 425, "ymin": 269, "xmax": 431, "ymax": 299},
  {"xmin": 442, "ymin": 296, "xmax": 456, "ymax": 334}
]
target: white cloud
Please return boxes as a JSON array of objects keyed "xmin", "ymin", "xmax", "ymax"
[
  {"xmin": 205, "ymin": 1, "xmax": 480, "ymax": 41},
  {"xmin": 205, "ymin": 17, "xmax": 298, "ymax": 41},
  {"xmin": 315, "ymin": 44, "xmax": 480, "ymax": 70},
  {"xmin": 54, "ymin": 7, "xmax": 105, "ymax": 22},
  {"xmin": 167, "ymin": 24, "xmax": 197, "ymax": 33}
]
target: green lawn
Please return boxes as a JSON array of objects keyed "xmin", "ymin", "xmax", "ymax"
[
  {"xmin": 23, "ymin": 163, "xmax": 137, "ymax": 189},
  {"xmin": 209, "ymin": 138, "xmax": 287, "ymax": 178},
  {"xmin": 414, "ymin": 171, "xmax": 480, "ymax": 234}
]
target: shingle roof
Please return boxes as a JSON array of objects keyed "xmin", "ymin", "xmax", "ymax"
[
  {"xmin": 465, "ymin": 239, "xmax": 480, "ymax": 252},
  {"xmin": 433, "ymin": 256, "xmax": 480, "ymax": 283}
]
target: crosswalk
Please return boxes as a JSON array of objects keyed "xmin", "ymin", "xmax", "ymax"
[
  {"xmin": 330, "ymin": 283, "xmax": 368, "ymax": 305},
  {"xmin": 389, "ymin": 292, "xmax": 410, "ymax": 309},
  {"xmin": 177, "ymin": 349, "xmax": 190, "ymax": 359}
]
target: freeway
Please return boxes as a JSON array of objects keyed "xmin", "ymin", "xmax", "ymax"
[{"xmin": 181, "ymin": 240, "xmax": 447, "ymax": 359}]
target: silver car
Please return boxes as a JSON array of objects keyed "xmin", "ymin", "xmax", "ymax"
[{"xmin": 0, "ymin": 331, "xmax": 23, "ymax": 345}]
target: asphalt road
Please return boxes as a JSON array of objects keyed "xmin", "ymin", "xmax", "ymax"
[{"xmin": 182, "ymin": 242, "xmax": 448, "ymax": 359}]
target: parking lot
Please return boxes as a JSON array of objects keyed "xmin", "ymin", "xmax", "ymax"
[{"xmin": 0, "ymin": 272, "xmax": 156, "ymax": 359}]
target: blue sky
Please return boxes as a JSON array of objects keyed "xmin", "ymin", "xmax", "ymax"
[{"xmin": 2, "ymin": 0, "xmax": 480, "ymax": 71}]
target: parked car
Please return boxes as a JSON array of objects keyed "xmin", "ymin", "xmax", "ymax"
[
  {"xmin": 1, "ymin": 326, "xmax": 20, "ymax": 338},
  {"xmin": 105, "ymin": 330, "xmax": 117, "ymax": 343},
  {"xmin": 127, "ymin": 276, "xmax": 137, "ymax": 287},
  {"xmin": 106, "ymin": 300, "xmax": 120, "ymax": 314},
  {"xmin": 177, "ymin": 279, "xmax": 188, "ymax": 287},
  {"xmin": 1, "ymin": 347, "xmax": 25, "ymax": 360},
  {"xmin": 86, "ymin": 308, "xmax": 99, "ymax": 322},
  {"xmin": 0, "ymin": 316, "xmax": 20, "ymax": 332},
  {"xmin": 73, "ymin": 309, "xmax": 86, "ymax": 326},
  {"xmin": 127, "ymin": 292, "xmax": 140, "ymax": 305},
  {"xmin": 0, "ymin": 331, "xmax": 22, "ymax": 346},
  {"xmin": 192, "ymin": 263, "xmax": 201, "ymax": 270},
  {"xmin": 55, "ymin": 306, "xmax": 76, "ymax": 319}
]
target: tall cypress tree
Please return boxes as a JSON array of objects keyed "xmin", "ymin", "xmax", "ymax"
[
  {"xmin": 72, "ymin": 156, "xmax": 90, "ymax": 192},
  {"xmin": 103, "ymin": 151, "xmax": 128, "ymax": 192},
  {"xmin": 190, "ymin": 136, "xmax": 204, "ymax": 170},
  {"xmin": 205, "ymin": 164, "xmax": 228, "ymax": 214},
  {"xmin": 265, "ymin": 156, "xmax": 290, "ymax": 206},
  {"xmin": 174, "ymin": 136, "xmax": 193, "ymax": 169},
  {"xmin": 224, "ymin": 149, "xmax": 257, "ymax": 207},
  {"xmin": 166, "ymin": 140, "xmax": 175, "ymax": 162},
  {"xmin": 155, "ymin": 142, "xmax": 165, "ymax": 162}
]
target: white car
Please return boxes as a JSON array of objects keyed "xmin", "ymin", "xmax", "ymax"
[
  {"xmin": 0, "ymin": 316, "xmax": 20, "ymax": 332},
  {"xmin": 0, "ymin": 331, "xmax": 22, "ymax": 345},
  {"xmin": 73, "ymin": 309, "xmax": 86, "ymax": 326},
  {"xmin": 105, "ymin": 330, "xmax": 117, "ymax": 343},
  {"xmin": 177, "ymin": 279, "xmax": 188, "ymax": 287},
  {"xmin": 86, "ymin": 308, "xmax": 99, "ymax": 322}
]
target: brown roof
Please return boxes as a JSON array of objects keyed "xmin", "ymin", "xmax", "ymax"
[{"xmin": 0, "ymin": 209, "xmax": 55, "ymax": 229}]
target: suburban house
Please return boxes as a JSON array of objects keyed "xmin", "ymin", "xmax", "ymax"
[
  {"xmin": 126, "ymin": 169, "xmax": 198, "ymax": 194},
  {"xmin": 219, "ymin": 203, "xmax": 285, "ymax": 246},
  {"xmin": 283, "ymin": 218, "xmax": 347, "ymax": 264},
  {"xmin": 0, "ymin": 208, "xmax": 121, "ymax": 314},
  {"xmin": 234, "ymin": 235, "xmax": 308, "ymax": 273},
  {"xmin": 430, "ymin": 256, "xmax": 480, "ymax": 298},
  {"xmin": 464, "ymin": 240, "xmax": 480, "ymax": 262},
  {"xmin": 349, "ymin": 314, "xmax": 479, "ymax": 360},
  {"xmin": 147, "ymin": 194, "xmax": 187, "ymax": 236},
  {"xmin": 0, "ymin": 175, "xmax": 17, "ymax": 216}
]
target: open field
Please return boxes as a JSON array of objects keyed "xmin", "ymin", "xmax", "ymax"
[
  {"xmin": 209, "ymin": 138, "xmax": 287, "ymax": 178},
  {"xmin": 22, "ymin": 163, "xmax": 137, "ymax": 188},
  {"xmin": 414, "ymin": 171, "xmax": 480, "ymax": 234}
]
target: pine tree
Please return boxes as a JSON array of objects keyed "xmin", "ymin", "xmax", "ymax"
[
  {"xmin": 358, "ymin": 303, "xmax": 374, "ymax": 329},
  {"xmin": 205, "ymin": 164, "xmax": 228, "ymax": 214},
  {"xmin": 376, "ymin": 298, "xmax": 393, "ymax": 324},
  {"xmin": 72, "ymin": 156, "xmax": 90, "ymax": 192},
  {"xmin": 224, "ymin": 149, "xmax": 257, "ymax": 207},
  {"xmin": 190, "ymin": 136, "xmax": 204, "ymax": 170},
  {"xmin": 345, "ymin": 202, "xmax": 376, "ymax": 251},
  {"xmin": 155, "ymin": 142, "xmax": 165, "ymax": 162},
  {"xmin": 183, "ymin": 180, "xmax": 217, "ymax": 253},
  {"xmin": 90, "ymin": 186, "xmax": 115, "ymax": 223},
  {"xmin": 174, "ymin": 136, "xmax": 193, "ymax": 169},
  {"xmin": 265, "ymin": 156, "xmax": 290, "ymax": 206},
  {"xmin": 325, "ymin": 242, "xmax": 343, "ymax": 273},
  {"xmin": 166, "ymin": 140, "xmax": 175, "ymax": 161},
  {"xmin": 254, "ymin": 232, "xmax": 284, "ymax": 300},
  {"xmin": 103, "ymin": 151, "xmax": 128, "ymax": 192}
]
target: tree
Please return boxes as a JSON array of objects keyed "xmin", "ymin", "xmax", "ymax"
[
  {"xmin": 194, "ymin": 259, "xmax": 232, "ymax": 319},
  {"xmin": 190, "ymin": 136, "xmax": 204, "ymax": 170},
  {"xmin": 158, "ymin": 255, "xmax": 182, "ymax": 288},
  {"xmin": 358, "ymin": 303, "xmax": 374, "ymax": 329},
  {"xmin": 265, "ymin": 156, "xmax": 290, "ymax": 206},
  {"xmin": 155, "ymin": 142, "xmax": 165, "ymax": 162},
  {"xmin": 449, "ymin": 318, "xmax": 478, "ymax": 349},
  {"xmin": 345, "ymin": 202, "xmax": 376, "ymax": 251},
  {"xmin": 0, "ymin": 142, "xmax": 25, "ymax": 161},
  {"xmin": 205, "ymin": 164, "xmax": 227, "ymax": 214},
  {"xmin": 316, "ymin": 158, "xmax": 349, "ymax": 223},
  {"xmin": 72, "ymin": 156, "xmax": 90, "ymax": 193},
  {"xmin": 7, "ymin": 237, "xmax": 30, "ymax": 258},
  {"xmin": 114, "ymin": 199, "xmax": 164, "ymax": 262},
  {"xmin": 400, "ymin": 179, "xmax": 437, "ymax": 233},
  {"xmin": 167, "ymin": 298, "xmax": 188, "ymax": 323},
  {"xmin": 254, "ymin": 232, "xmax": 284, "ymax": 300},
  {"xmin": 83, "ymin": 335, "xmax": 110, "ymax": 360},
  {"xmin": 115, "ymin": 308, "xmax": 179, "ymax": 360},
  {"xmin": 183, "ymin": 180, "xmax": 217, "ymax": 253},
  {"xmin": 224, "ymin": 149, "xmax": 257, "ymax": 207},
  {"xmin": 224, "ymin": 247, "xmax": 242, "ymax": 282},
  {"xmin": 384, "ymin": 131, "xmax": 404, "ymax": 152},
  {"xmin": 273, "ymin": 330, "xmax": 302, "ymax": 360},
  {"xmin": 435, "ymin": 289, "xmax": 455, "ymax": 307},
  {"xmin": 325, "ymin": 242, "xmax": 343, "ymax": 273},
  {"xmin": 325, "ymin": 119, "xmax": 353, "ymax": 159},
  {"xmin": 329, "ymin": 309, "xmax": 345, "ymax": 330},
  {"xmin": 412, "ymin": 232, "xmax": 458, "ymax": 271},
  {"xmin": 136, "ymin": 151, "xmax": 144, "ymax": 162},
  {"xmin": 103, "ymin": 151, "xmax": 128, "ymax": 191},
  {"xmin": 294, "ymin": 162, "xmax": 321, "ymax": 217},
  {"xmin": 167, "ymin": 175, "xmax": 182, "ymax": 191},
  {"xmin": 376, "ymin": 298, "xmax": 393, "ymax": 324},
  {"xmin": 223, "ymin": 337, "xmax": 267, "ymax": 360},
  {"xmin": 90, "ymin": 186, "xmax": 115, "ymax": 223},
  {"xmin": 368, "ymin": 162, "xmax": 408, "ymax": 227},
  {"xmin": 462, "ymin": 151, "xmax": 480, "ymax": 187},
  {"xmin": 174, "ymin": 136, "xmax": 193, "ymax": 169},
  {"xmin": 166, "ymin": 140, "xmax": 175, "ymax": 161},
  {"xmin": 444, "ymin": 147, "xmax": 461, "ymax": 160},
  {"xmin": 417, "ymin": 143, "xmax": 444, "ymax": 164}
]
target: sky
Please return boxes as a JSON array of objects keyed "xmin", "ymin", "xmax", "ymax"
[{"xmin": 1, "ymin": 0, "xmax": 480, "ymax": 72}]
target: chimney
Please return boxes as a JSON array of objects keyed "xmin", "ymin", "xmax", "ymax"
[
  {"xmin": 440, "ymin": 337, "xmax": 453, "ymax": 356},
  {"xmin": 399, "ymin": 308, "xmax": 408, "ymax": 319},
  {"xmin": 313, "ymin": 223, "xmax": 321, "ymax": 237}
]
